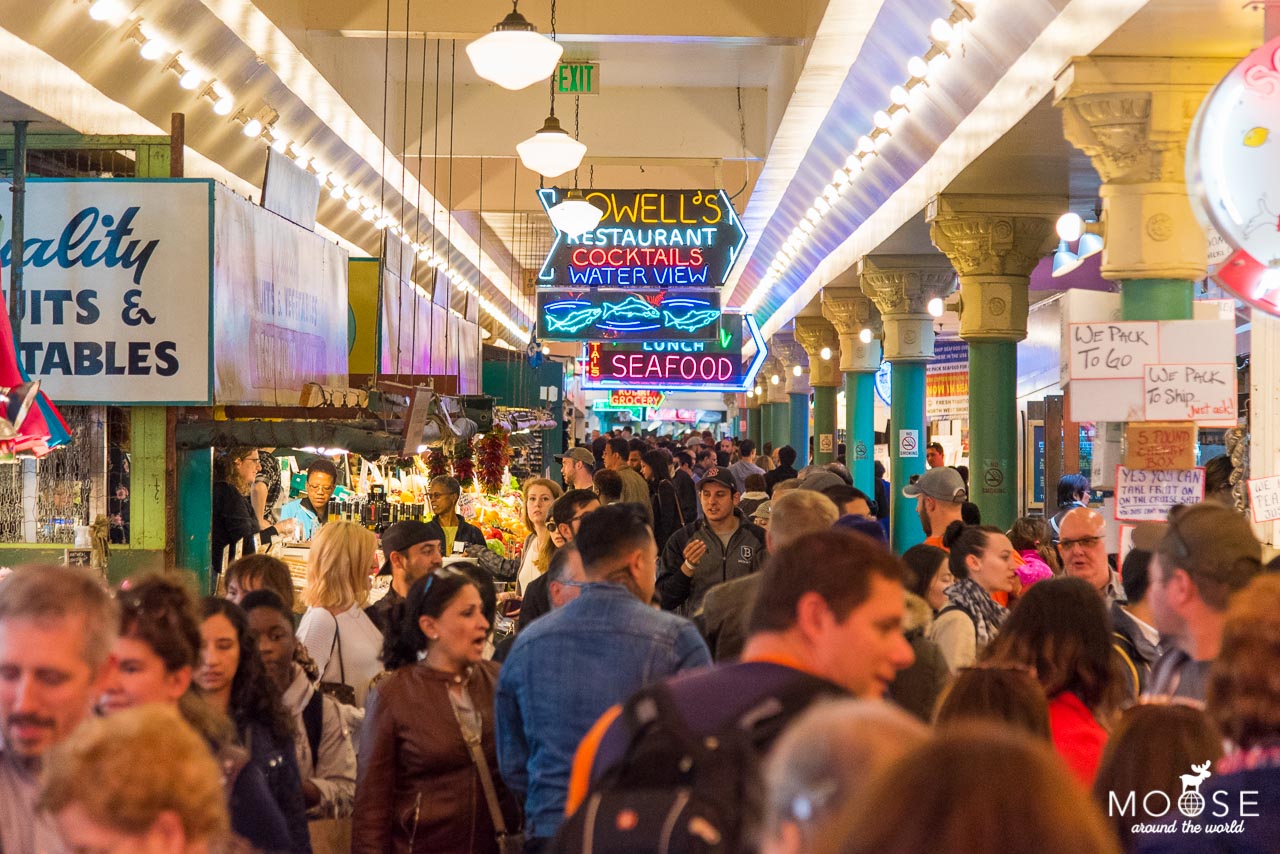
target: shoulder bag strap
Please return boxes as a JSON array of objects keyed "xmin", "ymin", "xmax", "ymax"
[
  {"xmin": 329, "ymin": 610, "xmax": 346, "ymax": 685},
  {"xmin": 464, "ymin": 731, "xmax": 510, "ymax": 837}
]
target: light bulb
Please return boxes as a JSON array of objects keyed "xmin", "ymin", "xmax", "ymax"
[
  {"xmin": 907, "ymin": 55, "xmax": 929, "ymax": 79},
  {"xmin": 755, "ymin": 385, "xmax": 763, "ymax": 396},
  {"xmin": 846, "ymin": 154, "xmax": 863, "ymax": 172},
  {"xmin": 833, "ymin": 167, "xmax": 851, "ymax": 187},
  {"xmin": 930, "ymin": 18, "xmax": 954, "ymax": 44},
  {"xmin": 873, "ymin": 110, "xmax": 891, "ymax": 130},
  {"xmin": 89, "ymin": 0, "xmax": 125, "ymax": 22},
  {"xmin": 805, "ymin": 207, "xmax": 822, "ymax": 225},
  {"xmin": 329, "ymin": 184, "xmax": 345, "ymax": 200},
  {"xmin": 361, "ymin": 208, "xmax": 375, "ymax": 222},
  {"xmin": 928, "ymin": 297, "xmax": 944, "ymax": 318},
  {"xmin": 770, "ymin": 374, "xmax": 780, "ymax": 386},
  {"xmin": 792, "ymin": 365, "xmax": 802, "ymax": 377},
  {"xmin": 179, "ymin": 69, "xmax": 203, "ymax": 90},
  {"xmin": 859, "ymin": 328, "xmax": 873, "ymax": 344},
  {"xmin": 746, "ymin": 389, "xmax": 754, "ymax": 399},
  {"xmin": 271, "ymin": 136, "xmax": 289, "ymax": 154},
  {"xmin": 890, "ymin": 85, "xmax": 910, "ymax": 107},
  {"xmin": 140, "ymin": 35, "xmax": 169, "ymax": 61},
  {"xmin": 213, "ymin": 95, "xmax": 234, "ymax": 116},
  {"xmin": 798, "ymin": 220, "xmax": 814, "ymax": 235},
  {"xmin": 856, "ymin": 135, "xmax": 875, "ymax": 155},
  {"xmin": 346, "ymin": 196, "xmax": 360, "ymax": 211},
  {"xmin": 820, "ymin": 346, "xmax": 832, "ymax": 361},
  {"xmin": 814, "ymin": 196, "xmax": 832, "ymax": 214},
  {"xmin": 541, "ymin": 345, "xmax": 551, "ymax": 356},
  {"xmin": 1056, "ymin": 211, "xmax": 1084, "ymax": 242},
  {"xmin": 242, "ymin": 118, "xmax": 262, "ymax": 138}
]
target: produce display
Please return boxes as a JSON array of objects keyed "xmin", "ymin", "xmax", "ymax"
[{"xmin": 458, "ymin": 489, "xmax": 528, "ymax": 558}]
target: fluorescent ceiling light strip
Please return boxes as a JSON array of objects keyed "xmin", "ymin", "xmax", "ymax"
[
  {"xmin": 194, "ymin": 0, "xmax": 531, "ymax": 325},
  {"xmin": 721, "ymin": 0, "xmax": 887, "ymax": 305},
  {"xmin": 748, "ymin": 0, "xmax": 1150, "ymax": 352}
]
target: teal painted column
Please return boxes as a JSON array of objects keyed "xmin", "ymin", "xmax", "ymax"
[
  {"xmin": 177, "ymin": 447, "xmax": 213, "ymax": 593},
  {"xmin": 767, "ymin": 401, "xmax": 788, "ymax": 449},
  {"xmin": 745, "ymin": 405, "xmax": 762, "ymax": 447},
  {"xmin": 846, "ymin": 371, "xmax": 876, "ymax": 494},
  {"xmin": 890, "ymin": 361, "xmax": 927, "ymax": 552},
  {"xmin": 967, "ymin": 341, "xmax": 1019, "ymax": 530},
  {"xmin": 812, "ymin": 387, "xmax": 836, "ymax": 464},
  {"xmin": 1121, "ymin": 278, "xmax": 1194, "ymax": 321},
  {"xmin": 789, "ymin": 393, "xmax": 810, "ymax": 468}
]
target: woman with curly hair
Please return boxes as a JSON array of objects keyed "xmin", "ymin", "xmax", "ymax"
[
  {"xmin": 100, "ymin": 574, "xmax": 296, "ymax": 852},
  {"xmin": 983, "ymin": 577, "xmax": 1124, "ymax": 785},
  {"xmin": 198, "ymin": 597, "xmax": 312, "ymax": 852}
]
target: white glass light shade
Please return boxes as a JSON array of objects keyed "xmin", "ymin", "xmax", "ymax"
[
  {"xmin": 517, "ymin": 115, "xmax": 586, "ymax": 178},
  {"xmin": 465, "ymin": 9, "xmax": 563, "ymax": 91},
  {"xmin": 927, "ymin": 297, "xmax": 944, "ymax": 318},
  {"xmin": 547, "ymin": 191, "xmax": 604, "ymax": 238},
  {"xmin": 1056, "ymin": 212, "xmax": 1083, "ymax": 241}
]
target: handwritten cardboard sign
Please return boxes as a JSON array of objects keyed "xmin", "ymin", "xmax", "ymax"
[
  {"xmin": 1248, "ymin": 475, "xmax": 1280, "ymax": 524},
  {"xmin": 1068, "ymin": 322, "xmax": 1160, "ymax": 380},
  {"xmin": 1124, "ymin": 422, "xmax": 1197, "ymax": 470},
  {"xmin": 1114, "ymin": 466, "xmax": 1206, "ymax": 522},
  {"xmin": 1143, "ymin": 363, "xmax": 1237, "ymax": 422}
]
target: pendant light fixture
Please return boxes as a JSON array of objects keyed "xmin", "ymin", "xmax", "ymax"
[
  {"xmin": 516, "ymin": 1, "xmax": 585, "ymax": 178},
  {"xmin": 466, "ymin": 1, "xmax": 563, "ymax": 90},
  {"xmin": 547, "ymin": 96, "xmax": 602, "ymax": 236}
]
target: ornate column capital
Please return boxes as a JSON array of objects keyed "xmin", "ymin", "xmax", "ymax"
[
  {"xmin": 793, "ymin": 315, "xmax": 841, "ymax": 387},
  {"xmin": 760, "ymin": 355, "xmax": 790, "ymax": 404},
  {"xmin": 857, "ymin": 255, "xmax": 955, "ymax": 362},
  {"xmin": 1054, "ymin": 56, "xmax": 1238, "ymax": 282},
  {"xmin": 771, "ymin": 335, "xmax": 812, "ymax": 395},
  {"xmin": 927, "ymin": 195, "xmax": 1061, "ymax": 342},
  {"xmin": 822, "ymin": 287, "xmax": 882, "ymax": 373}
]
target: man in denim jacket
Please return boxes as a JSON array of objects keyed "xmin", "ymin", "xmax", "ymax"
[{"xmin": 496, "ymin": 504, "xmax": 711, "ymax": 849}]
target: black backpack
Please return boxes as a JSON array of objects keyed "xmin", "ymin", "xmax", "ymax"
[{"xmin": 553, "ymin": 673, "xmax": 842, "ymax": 854}]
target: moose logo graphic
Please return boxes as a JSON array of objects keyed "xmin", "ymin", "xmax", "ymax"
[{"xmin": 1177, "ymin": 762, "xmax": 1212, "ymax": 818}]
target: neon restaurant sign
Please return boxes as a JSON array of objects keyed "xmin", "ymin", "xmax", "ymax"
[
  {"xmin": 537, "ymin": 289, "xmax": 723, "ymax": 342},
  {"xmin": 581, "ymin": 312, "xmax": 768, "ymax": 393},
  {"xmin": 537, "ymin": 189, "xmax": 747, "ymax": 287}
]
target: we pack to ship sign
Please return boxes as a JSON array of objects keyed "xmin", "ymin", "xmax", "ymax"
[
  {"xmin": 537, "ymin": 189, "xmax": 747, "ymax": 288},
  {"xmin": 0, "ymin": 179, "xmax": 211, "ymax": 404}
]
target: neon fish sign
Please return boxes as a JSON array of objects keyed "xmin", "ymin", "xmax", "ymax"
[
  {"xmin": 537, "ymin": 290, "xmax": 724, "ymax": 342},
  {"xmin": 537, "ymin": 189, "xmax": 747, "ymax": 287},
  {"xmin": 581, "ymin": 312, "xmax": 768, "ymax": 393}
]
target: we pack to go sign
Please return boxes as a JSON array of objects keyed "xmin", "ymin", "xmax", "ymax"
[{"xmin": 556, "ymin": 62, "xmax": 599, "ymax": 95}]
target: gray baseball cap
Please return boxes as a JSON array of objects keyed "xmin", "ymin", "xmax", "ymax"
[{"xmin": 902, "ymin": 467, "xmax": 967, "ymax": 503}]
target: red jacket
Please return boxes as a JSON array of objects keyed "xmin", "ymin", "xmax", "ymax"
[{"xmin": 1048, "ymin": 691, "xmax": 1107, "ymax": 786}]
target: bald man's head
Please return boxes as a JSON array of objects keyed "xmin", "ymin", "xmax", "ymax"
[{"xmin": 1057, "ymin": 508, "xmax": 1109, "ymax": 594}]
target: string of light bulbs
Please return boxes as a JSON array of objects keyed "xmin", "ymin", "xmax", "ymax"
[
  {"xmin": 741, "ymin": 0, "xmax": 980, "ymax": 316},
  {"xmin": 80, "ymin": 0, "xmax": 533, "ymax": 346}
]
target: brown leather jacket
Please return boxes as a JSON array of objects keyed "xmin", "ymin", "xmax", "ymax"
[{"xmin": 353, "ymin": 660, "xmax": 521, "ymax": 854}]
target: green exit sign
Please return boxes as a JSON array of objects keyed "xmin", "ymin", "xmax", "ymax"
[{"xmin": 556, "ymin": 62, "xmax": 599, "ymax": 95}]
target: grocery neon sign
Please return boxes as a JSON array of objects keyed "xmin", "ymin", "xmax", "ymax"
[{"xmin": 581, "ymin": 312, "xmax": 768, "ymax": 392}]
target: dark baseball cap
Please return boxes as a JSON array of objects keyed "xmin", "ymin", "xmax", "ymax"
[
  {"xmin": 902, "ymin": 467, "xmax": 967, "ymax": 503},
  {"xmin": 698, "ymin": 467, "xmax": 738, "ymax": 493},
  {"xmin": 1142, "ymin": 504, "xmax": 1262, "ymax": 593},
  {"xmin": 555, "ymin": 447, "xmax": 595, "ymax": 467},
  {"xmin": 379, "ymin": 520, "xmax": 445, "ymax": 575}
]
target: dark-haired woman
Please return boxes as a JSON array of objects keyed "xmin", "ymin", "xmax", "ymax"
[
  {"xmin": 928, "ymin": 522, "xmax": 1018, "ymax": 672},
  {"xmin": 353, "ymin": 570, "xmax": 521, "ymax": 853},
  {"xmin": 198, "ymin": 597, "xmax": 313, "ymax": 852},
  {"xmin": 983, "ymin": 577, "xmax": 1124, "ymax": 785},
  {"xmin": 640, "ymin": 449, "xmax": 682, "ymax": 551},
  {"xmin": 902, "ymin": 544, "xmax": 952, "ymax": 614},
  {"xmin": 100, "ymin": 574, "xmax": 296, "ymax": 852}
]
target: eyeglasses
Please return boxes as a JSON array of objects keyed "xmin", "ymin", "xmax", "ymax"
[{"xmin": 1057, "ymin": 535, "xmax": 1103, "ymax": 552}]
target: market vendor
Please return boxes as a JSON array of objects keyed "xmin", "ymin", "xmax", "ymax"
[
  {"xmin": 278, "ymin": 458, "xmax": 339, "ymax": 540},
  {"xmin": 427, "ymin": 475, "xmax": 488, "ymax": 556}
]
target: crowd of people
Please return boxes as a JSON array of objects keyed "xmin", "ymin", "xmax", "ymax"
[{"xmin": 1, "ymin": 428, "xmax": 1279, "ymax": 853}]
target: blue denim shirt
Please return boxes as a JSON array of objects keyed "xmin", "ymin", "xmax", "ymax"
[{"xmin": 495, "ymin": 582, "xmax": 711, "ymax": 839}]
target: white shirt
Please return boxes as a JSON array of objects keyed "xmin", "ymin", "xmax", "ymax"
[{"xmin": 297, "ymin": 605, "xmax": 385, "ymax": 708}]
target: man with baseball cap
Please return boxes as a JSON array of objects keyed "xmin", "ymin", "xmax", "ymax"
[
  {"xmin": 902, "ymin": 467, "xmax": 968, "ymax": 547},
  {"xmin": 657, "ymin": 466, "xmax": 766, "ymax": 615},
  {"xmin": 365, "ymin": 519, "xmax": 445, "ymax": 633},
  {"xmin": 556, "ymin": 446, "xmax": 596, "ymax": 491},
  {"xmin": 1140, "ymin": 503, "xmax": 1262, "ymax": 704}
]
